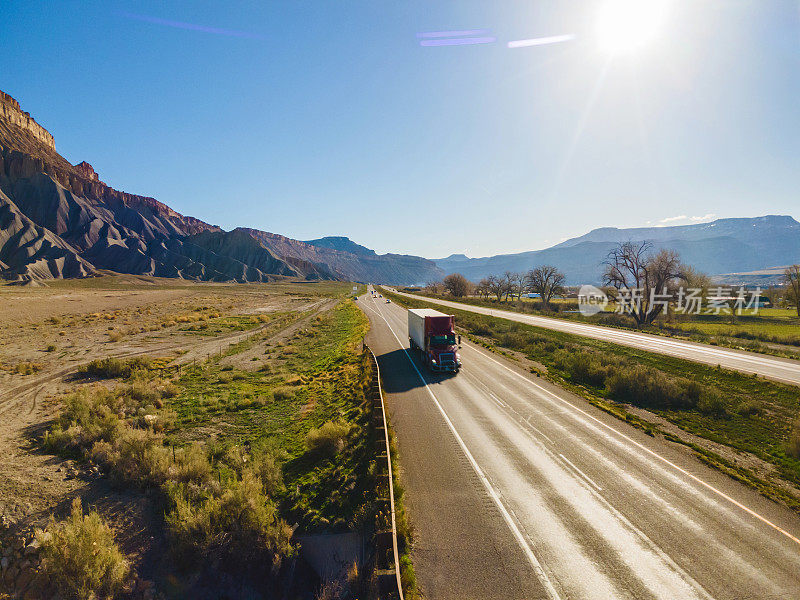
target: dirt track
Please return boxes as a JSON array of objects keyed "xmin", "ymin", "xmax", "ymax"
[{"xmin": 0, "ymin": 280, "xmax": 337, "ymax": 541}]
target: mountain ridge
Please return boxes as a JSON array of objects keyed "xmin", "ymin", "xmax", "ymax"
[
  {"xmin": 0, "ymin": 90, "xmax": 440, "ymax": 285},
  {"xmin": 433, "ymin": 216, "xmax": 800, "ymax": 284}
]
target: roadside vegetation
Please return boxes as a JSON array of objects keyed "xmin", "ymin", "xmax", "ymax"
[
  {"xmin": 410, "ymin": 288, "xmax": 800, "ymax": 357},
  {"xmin": 382, "ymin": 287, "xmax": 800, "ymax": 512},
  {"xmin": 36, "ymin": 498, "xmax": 130, "ymax": 600},
  {"xmin": 36, "ymin": 296, "xmax": 394, "ymax": 598},
  {"xmin": 417, "ymin": 257, "xmax": 800, "ymax": 360},
  {"xmin": 413, "ymin": 279, "xmax": 800, "ymax": 350}
]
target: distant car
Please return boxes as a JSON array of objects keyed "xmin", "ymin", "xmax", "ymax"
[{"xmin": 386, "ymin": 299, "xmax": 391, "ymax": 303}]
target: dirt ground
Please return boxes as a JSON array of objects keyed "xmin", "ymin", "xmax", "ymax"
[{"xmin": 0, "ymin": 276, "xmax": 348, "ymax": 563}]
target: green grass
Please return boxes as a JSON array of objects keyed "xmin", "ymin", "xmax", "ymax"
[
  {"xmin": 383, "ymin": 288, "xmax": 800, "ymax": 510},
  {"xmin": 41, "ymin": 295, "xmax": 382, "ymax": 595},
  {"xmin": 665, "ymin": 312, "xmax": 800, "ymax": 346},
  {"xmin": 178, "ymin": 314, "xmax": 265, "ymax": 335},
  {"xmin": 166, "ymin": 300, "xmax": 375, "ymax": 531}
]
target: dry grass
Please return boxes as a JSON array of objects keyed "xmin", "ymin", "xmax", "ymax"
[
  {"xmin": 77, "ymin": 356, "xmax": 154, "ymax": 380},
  {"xmin": 11, "ymin": 361, "xmax": 43, "ymax": 375},
  {"xmin": 166, "ymin": 470, "xmax": 294, "ymax": 569}
]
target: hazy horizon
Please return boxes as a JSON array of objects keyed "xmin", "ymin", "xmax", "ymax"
[{"xmin": 2, "ymin": 1, "xmax": 798, "ymax": 258}]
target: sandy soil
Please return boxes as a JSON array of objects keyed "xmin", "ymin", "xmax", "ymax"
[{"xmin": 0, "ymin": 276, "xmax": 343, "ymax": 558}]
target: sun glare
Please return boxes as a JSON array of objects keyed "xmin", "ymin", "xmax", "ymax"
[{"xmin": 595, "ymin": 0, "xmax": 668, "ymax": 56}]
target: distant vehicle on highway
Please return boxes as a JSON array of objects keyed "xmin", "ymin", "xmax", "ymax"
[
  {"xmin": 408, "ymin": 308, "xmax": 461, "ymax": 372},
  {"xmin": 386, "ymin": 299, "xmax": 390, "ymax": 303}
]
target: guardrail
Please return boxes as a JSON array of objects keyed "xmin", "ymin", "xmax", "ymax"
[{"xmin": 366, "ymin": 345, "xmax": 404, "ymax": 600}]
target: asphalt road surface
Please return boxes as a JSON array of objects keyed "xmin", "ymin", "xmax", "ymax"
[
  {"xmin": 360, "ymin": 289, "xmax": 800, "ymax": 600},
  {"xmin": 385, "ymin": 289, "xmax": 800, "ymax": 387}
]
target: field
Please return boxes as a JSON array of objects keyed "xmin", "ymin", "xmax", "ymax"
[
  {"xmin": 384, "ymin": 288, "xmax": 800, "ymax": 512},
  {"xmin": 0, "ymin": 276, "xmax": 390, "ymax": 599},
  {"xmin": 410, "ymin": 291, "xmax": 800, "ymax": 358}
]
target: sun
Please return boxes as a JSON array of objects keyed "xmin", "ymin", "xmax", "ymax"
[{"xmin": 595, "ymin": 0, "xmax": 668, "ymax": 56}]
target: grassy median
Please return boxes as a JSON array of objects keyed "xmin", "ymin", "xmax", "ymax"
[{"xmin": 406, "ymin": 290, "xmax": 800, "ymax": 359}]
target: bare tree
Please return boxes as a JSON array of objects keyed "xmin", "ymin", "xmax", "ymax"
[
  {"xmin": 501, "ymin": 271, "xmax": 515, "ymax": 301},
  {"xmin": 485, "ymin": 275, "xmax": 504, "ymax": 301},
  {"xmin": 785, "ymin": 265, "xmax": 800, "ymax": 317},
  {"xmin": 443, "ymin": 273, "xmax": 470, "ymax": 297},
  {"xmin": 425, "ymin": 280, "xmax": 444, "ymax": 295},
  {"xmin": 681, "ymin": 266, "xmax": 710, "ymax": 295},
  {"xmin": 526, "ymin": 265, "xmax": 566, "ymax": 310},
  {"xmin": 476, "ymin": 278, "xmax": 491, "ymax": 299},
  {"xmin": 512, "ymin": 272, "xmax": 526, "ymax": 301},
  {"xmin": 603, "ymin": 241, "xmax": 684, "ymax": 326}
]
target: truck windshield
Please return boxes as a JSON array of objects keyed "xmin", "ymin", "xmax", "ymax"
[{"xmin": 430, "ymin": 334, "xmax": 455, "ymax": 346}]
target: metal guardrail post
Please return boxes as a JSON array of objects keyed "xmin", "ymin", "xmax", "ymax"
[{"xmin": 366, "ymin": 346, "xmax": 404, "ymax": 600}]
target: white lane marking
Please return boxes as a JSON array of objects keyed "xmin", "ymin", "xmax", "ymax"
[
  {"xmin": 367, "ymin": 292, "xmax": 563, "ymax": 600},
  {"xmin": 462, "ymin": 369, "xmax": 557, "ymax": 445},
  {"xmin": 558, "ymin": 453, "xmax": 603, "ymax": 492},
  {"xmin": 469, "ymin": 344, "xmax": 800, "ymax": 547},
  {"xmin": 461, "ymin": 370, "xmax": 510, "ymax": 408},
  {"xmin": 524, "ymin": 419, "xmax": 555, "ymax": 446},
  {"xmin": 490, "ymin": 392, "xmax": 508, "ymax": 408},
  {"xmin": 459, "ymin": 380, "xmax": 716, "ymax": 600},
  {"xmin": 522, "ymin": 415, "xmax": 557, "ymax": 445}
]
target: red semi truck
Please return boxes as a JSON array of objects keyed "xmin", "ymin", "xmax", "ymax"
[{"xmin": 408, "ymin": 308, "xmax": 461, "ymax": 372}]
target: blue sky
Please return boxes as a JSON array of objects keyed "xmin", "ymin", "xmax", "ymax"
[{"xmin": 2, "ymin": 1, "xmax": 798, "ymax": 257}]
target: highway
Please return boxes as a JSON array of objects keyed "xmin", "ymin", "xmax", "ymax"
[
  {"xmin": 386, "ymin": 289, "xmax": 800, "ymax": 387},
  {"xmin": 360, "ymin": 288, "xmax": 800, "ymax": 600}
]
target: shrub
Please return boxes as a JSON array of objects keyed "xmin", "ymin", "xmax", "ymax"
[
  {"xmin": 122, "ymin": 380, "xmax": 162, "ymax": 405},
  {"xmin": 555, "ymin": 351, "xmax": 611, "ymax": 387},
  {"xmin": 44, "ymin": 387, "xmax": 122, "ymax": 453},
  {"xmin": 606, "ymin": 366, "xmax": 702, "ymax": 410},
  {"xmin": 306, "ymin": 421, "xmax": 350, "ymax": 457},
  {"xmin": 273, "ymin": 387, "xmax": 296, "ymax": 401},
  {"xmin": 250, "ymin": 450, "xmax": 285, "ymax": 496},
  {"xmin": 78, "ymin": 357, "xmax": 153, "ymax": 380},
  {"xmin": 173, "ymin": 445, "xmax": 213, "ymax": 485},
  {"xmin": 46, "ymin": 344, "xmax": 57, "ymax": 352},
  {"xmin": 166, "ymin": 471, "xmax": 294, "ymax": 568},
  {"xmin": 107, "ymin": 330, "xmax": 124, "ymax": 342},
  {"xmin": 735, "ymin": 399, "xmax": 761, "ymax": 417},
  {"xmin": 37, "ymin": 498, "xmax": 129, "ymax": 600},
  {"xmin": 12, "ymin": 361, "xmax": 43, "ymax": 375},
  {"xmin": 698, "ymin": 392, "xmax": 727, "ymax": 418},
  {"xmin": 92, "ymin": 428, "xmax": 171, "ymax": 488},
  {"xmin": 160, "ymin": 382, "xmax": 180, "ymax": 398}
]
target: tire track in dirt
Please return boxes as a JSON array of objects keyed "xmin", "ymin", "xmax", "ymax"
[{"xmin": 0, "ymin": 299, "xmax": 333, "ymax": 419}]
